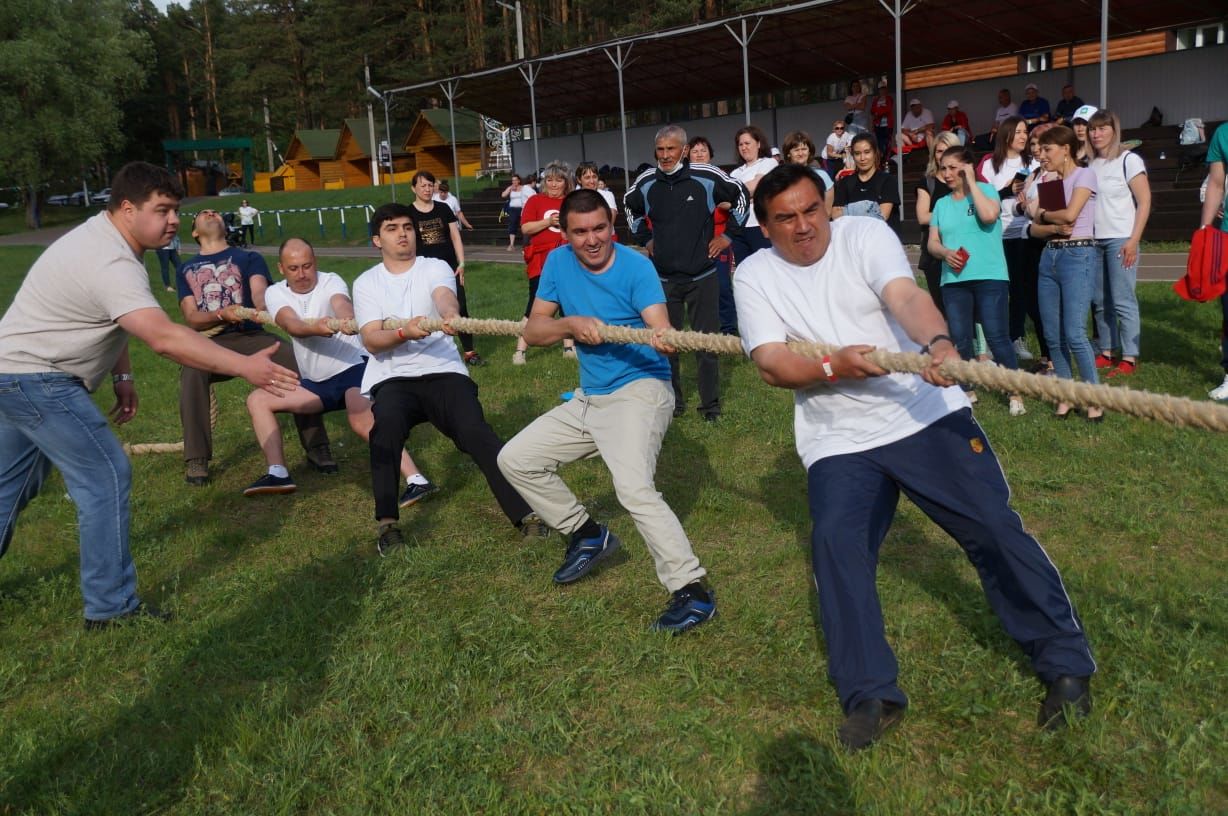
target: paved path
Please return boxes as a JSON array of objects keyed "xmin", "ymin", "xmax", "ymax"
[{"xmin": 0, "ymin": 225, "xmax": 1190, "ymax": 282}]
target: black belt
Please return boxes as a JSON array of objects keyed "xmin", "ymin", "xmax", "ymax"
[{"xmin": 1048, "ymin": 238, "xmax": 1095, "ymax": 248}]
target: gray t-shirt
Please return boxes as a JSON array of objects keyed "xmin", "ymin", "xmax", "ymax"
[{"xmin": 0, "ymin": 212, "xmax": 159, "ymax": 391}]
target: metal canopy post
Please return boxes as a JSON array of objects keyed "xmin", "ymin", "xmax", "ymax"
[
  {"xmin": 724, "ymin": 18, "xmax": 763, "ymax": 125},
  {"xmin": 1099, "ymin": 0, "xmax": 1109, "ymax": 106},
  {"xmin": 603, "ymin": 43, "xmax": 635, "ymax": 195},
  {"xmin": 878, "ymin": 0, "xmax": 915, "ymax": 210},
  {"xmin": 517, "ymin": 62, "xmax": 542, "ymax": 174},
  {"xmin": 441, "ymin": 79, "xmax": 463, "ymax": 198}
]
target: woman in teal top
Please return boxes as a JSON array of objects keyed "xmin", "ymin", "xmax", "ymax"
[{"xmin": 929, "ymin": 145, "xmax": 1024, "ymax": 416}]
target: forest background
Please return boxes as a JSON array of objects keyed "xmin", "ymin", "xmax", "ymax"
[{"xmin": 0, "ymin": 0, "xmax": 761, "ymax": 225}]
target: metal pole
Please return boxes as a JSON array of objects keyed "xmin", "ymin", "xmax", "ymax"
[
  {"xmin": 442, "ymin": 80, "xmax": 462, "ymax": 199},
  {"xmin": 878, "ymin": 0, "xmax": 914, "ymax": 213},
  {"xmin": 1099, "ymin": 0, "xmax": 1109, "ymax": 106},
  {"xmin": 496, "ymin": 0, "xmax": 525, "ymax": 61},
  {"xmin": 383, "ymin": 95, "xmax": 396, "ymax": 202},
  {"xmin": 724, "ymin": 19, "xmax": 761, "ymax": 126},
  {"xmin": 365, "ymin": 61, "xmax": 379, "ymax": 186},
  {"xmin": 604, "ymin": 44, "xmax": 635, "ymax": 196},
  {"xmin": 518, "ymin": 63, "xmax": 541, "ymax": 174},
  {"xmin": 515, "ymin": 0, "xmax": 524, "ymax": 62}
]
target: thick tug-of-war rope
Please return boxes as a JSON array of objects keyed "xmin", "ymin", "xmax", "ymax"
[
  {"xmin": 120, "ymin": 307, "xmax": 1228, "ymax": 456},
  {"xmin": 238, "ymin": 307, "xmax": 1228, "ymax": 432}
]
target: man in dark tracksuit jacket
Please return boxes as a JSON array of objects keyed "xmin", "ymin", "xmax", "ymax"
[{"xmin": 623, "ymin": 124, "xmax": 749, "ymax": 421}]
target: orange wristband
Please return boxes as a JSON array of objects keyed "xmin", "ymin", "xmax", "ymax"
[{"xmin": 396, "ymin": 327, "xmax": 406, "ymax": 340}]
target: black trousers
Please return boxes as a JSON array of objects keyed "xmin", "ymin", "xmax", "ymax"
[
  {"xmin": 368, "ymin": 373, "xmax": 529, "ymax": 524},
  {"xmin": 662, "ymin": 271, "xmax": 720, "ymax": 417}
]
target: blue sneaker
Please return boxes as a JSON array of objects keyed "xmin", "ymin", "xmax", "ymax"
[
  {"xmin": 652, "ymin": 582, "xmax": 716, "ymax": 634},
  {"xmin": 553, "ymin": 524, "xmax": 620, "ymax": 584},
  {"xmin": 399, "ymin": 479, "xmax": 439, "ymax": 508}
]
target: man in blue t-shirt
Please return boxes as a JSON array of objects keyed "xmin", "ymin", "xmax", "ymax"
[
  {"xmin": 497, "ymin": 189, "xmax": 716, "ymax": 634},
  {"xmin": 1018, "ymin": 83, "xmax": 1051, "ymax": 130}
]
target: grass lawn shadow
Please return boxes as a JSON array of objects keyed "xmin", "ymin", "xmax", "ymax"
[{"xmin": 744, "ymin": 730, "xmax": 856, "ymax": 815}]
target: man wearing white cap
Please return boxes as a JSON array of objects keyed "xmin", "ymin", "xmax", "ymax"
[
  {"xmin": 1018, "ymin": 83, "xmax": 1051, "ymax": 129},
  {"xmin": 941, "ymin": 100, "xmax": 971, "ymax": 145},
  {"xmin": 899, "ymin": 98, "xmax": 935, "ymax": 151}
]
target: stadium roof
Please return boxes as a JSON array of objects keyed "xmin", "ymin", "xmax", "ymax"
[{"xmin": 385, "ymin": 0, "xmax": 1224, "ymax": 124}]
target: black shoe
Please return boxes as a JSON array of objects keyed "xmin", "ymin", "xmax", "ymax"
[
  {"xmin": 84, "ymin": 602, "xmax": 172, "ymax": 631},
  {"xmin": 243, "ymin": 472, "xmax": 297, "ymax": 496},
  {"xmin": 377, "ymin": 523, "xmax": 406, "ymax": 557},
  {"xmin": 672, "ymin": 405, "xmax": 686, "ymax": 418},
  {"xmin": 306, "ymin": 446, "xmax": 338, "ymax": 474},
  {"xmin": 1038, "ymin": 676, "xmax": 1092, "ymax": 730},
  {"xmin": 837, "ymin": 699, "xmax": 905, "ymax": 751},
  {"xmin": 702, "ymin": 412, "xmax": 719, "ymax": 423},
  {"xmin": 399, "ymin": 480, "xmax": 439, "ymax": 508}
]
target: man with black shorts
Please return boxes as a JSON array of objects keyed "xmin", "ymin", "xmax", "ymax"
[{"xmin": 242, "ymin": 238, "xmax": 435, "ymax": 505}]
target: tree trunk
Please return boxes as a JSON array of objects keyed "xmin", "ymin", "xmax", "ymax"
[
  {"xmin": 201, "ymin": 1, "xmax": 222, "ymax": 136},
  {"xmin": 25, "ymin": 186, "xmax": 41, "ymax": 230}
]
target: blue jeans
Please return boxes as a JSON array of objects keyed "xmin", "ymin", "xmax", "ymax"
[
  {"xmin": 941, "ymin": 279, "xmax": 1018, "ymax": 370},
  {"xmin": 1037, "ymin": 244, "xmax": 1099, "ymax": 383},
  {"xmin": 1092, "ymin": 238, "xmax": 1141, "ymax": 358},
  {"xmin": 0, "ymin": 373, "xmax": 139, "ymax": 621}
]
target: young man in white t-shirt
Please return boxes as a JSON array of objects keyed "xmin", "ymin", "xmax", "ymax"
[
  {"xmin": 735, "ymin": 164, "xmax": 1096, "ymax": 751},
  {"xmin": 242, "ymin": 238, "xmax": 435, "ymax": 504},
  {"xmin": 353, "ymin": 203, "xmax": 541, "ymax": 555},
  {"xmin": 0, "ymin": 162, "xmax": 300, "ymax": 628}
]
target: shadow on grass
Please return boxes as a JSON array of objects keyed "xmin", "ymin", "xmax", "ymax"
[
  {"xmin": 744, "ymin": 731, "xmax": 855, "ymax": 816},
  {"xmin": 3, "ymin": 544, "xmax": 396, "ymax": 812}
]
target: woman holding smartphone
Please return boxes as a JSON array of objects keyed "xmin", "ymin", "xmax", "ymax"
[
  {"xmin": 978, "ymin": 116, "xmax": 1041, "ymax": 363},
  {"xmin": 929, "ymin": 145, "xmax": 1024, "ymax": 415},
  {"xmin": 1027, "ymin": 126, "xmax": 1102, "ymax": 420}
]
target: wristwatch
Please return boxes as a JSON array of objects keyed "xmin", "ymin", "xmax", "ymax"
[{"xmin": 112, "ymin": 373, "xmax": 134, "ymax": 384}]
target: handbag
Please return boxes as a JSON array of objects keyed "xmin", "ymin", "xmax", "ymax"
[
  {"xmin": 843, "ymin": 112, "xmax": 854, "ymax": 125},
  {"xmin": 1174, "ymin": 226, "xmax": 1228, "ymax": 302}
]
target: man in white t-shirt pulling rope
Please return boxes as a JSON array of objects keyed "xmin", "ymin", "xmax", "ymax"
[
  {"xmin": 353, "ymin": 203, "xmax": 544, "ymax": 556},
  {"xmin": 735, "ymin": 163, "xmax": 1096, "ymax": 751},
  {"xmin": 243, "ymin": 238, "xmax": 436, "ymax": 505}
]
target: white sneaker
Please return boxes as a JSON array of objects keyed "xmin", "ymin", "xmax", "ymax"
[
  {"xmin": 562, "ymin": 347, "xmax": 577, "ymax": 359},
  {"xmin": 1009, "ymin": 396, "xmax": 1027, "ymax": 416},
  {"xmin": 512, "ymin": 350, "xmax": 526, "ymax": 366},
  {"xmin": 1013, "ymin": 338, "xmax": 1034, "ymax": 361},
  {"xmin": 1210, "ymin": 374, "xmax": 1228, "ymax": 401}
]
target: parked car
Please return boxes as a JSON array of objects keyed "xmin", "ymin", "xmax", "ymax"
[
  {"xmin": 68, "ymin": 191, "xmax": 90, "ymax": 206},
  {"xmin": 0, "ymin": 202, "xmax": 9, "ymax": 210},
  {"xmin": 91, "ymin": 188, "xmax": 111, "ymax": 205},
  {"xmin": 46, "ymin": 194, "xmax": 71, "ymax": 206}
]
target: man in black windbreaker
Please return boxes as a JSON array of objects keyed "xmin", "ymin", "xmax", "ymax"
[{"xmin": 624, "ymin": 125, "xmax": 749, "ymax": 422}]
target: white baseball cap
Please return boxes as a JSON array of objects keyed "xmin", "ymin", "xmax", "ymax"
[
  {"xmin": 878, "ymin": 78, "xmax": 888, "ymax": 88},
  {"xmin": 909, "ymin": 98, "xmax": 922, "ymax": 106},
  {"xmin": 947, "ymin": 100, "xmax": 959, "ymax": 108},
  {"xmin": 1025, "ymin": 82, "xmax": 1039, "ymax": 92},
  {"xmin": 1072, "ymin": 104, "xmax": 1098, "ymax": 122}
]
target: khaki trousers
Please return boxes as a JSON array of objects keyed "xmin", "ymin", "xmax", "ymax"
[{"xmin": 498, "ymin": 377, "xmax": 705, "ymax": 593}]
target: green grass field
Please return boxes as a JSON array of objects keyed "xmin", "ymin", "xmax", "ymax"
[{"xmin": 0, "ymin": 246, "xmax": 1225, "ymax": 814}]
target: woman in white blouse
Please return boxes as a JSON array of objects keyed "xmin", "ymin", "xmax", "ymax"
[
  {"xmin": 729, "ymin": 124, "xmax": 779, "ymax": 264},
  {"xmin": 1088, "ymin": 108, "xmax": 1151, "ymax": 377}
]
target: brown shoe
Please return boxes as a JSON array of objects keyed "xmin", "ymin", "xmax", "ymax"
[
  {"xmin": 305, "ymin": 445, "xmax": 338, "ymax": 474},
  {"xmin": 185, "ymin": 458, "xmax": 209, "ymax": 486}
]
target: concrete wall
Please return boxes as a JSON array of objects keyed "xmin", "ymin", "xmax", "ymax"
[{"xmin": 511, "ymin": 44, "xmax": 1227, "ymax": 174}]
